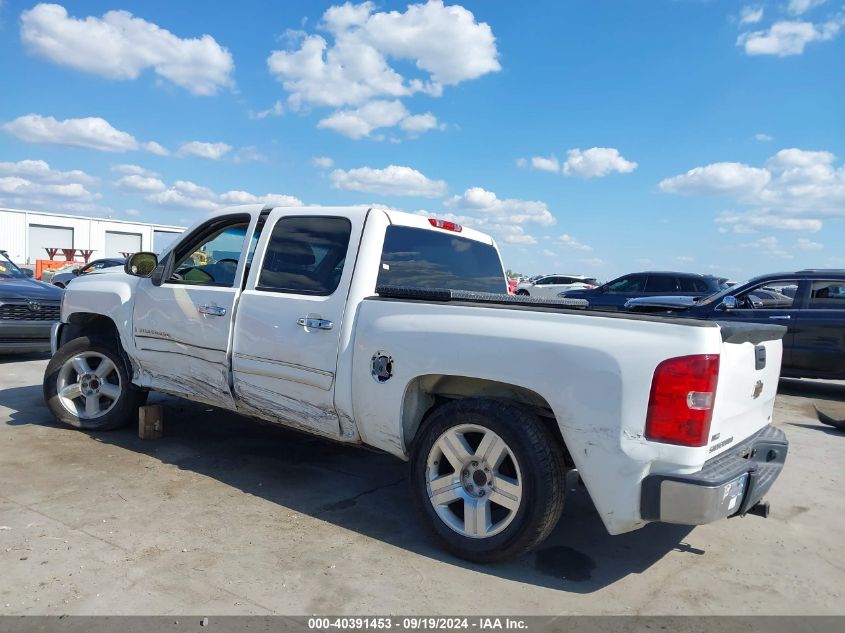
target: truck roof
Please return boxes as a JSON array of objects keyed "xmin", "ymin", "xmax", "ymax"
[{"xmin": 204, "ymin": 204, "xmax": 496, "ymax": 247}]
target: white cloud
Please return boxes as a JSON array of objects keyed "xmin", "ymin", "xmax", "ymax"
[
  {"xmin": 0, "ymin": 161, "xmax": 102, "ymax": 213},
  {"xmin": 738, "ymin": 16, "xmax": 844, "ymax": 56},
  {"xmin": 114, "ymin": 174, "xmax": 166, "ymax": 193},
  {"xmin": 739, "ymin": 236, "xmax": 792, "ymax": 259},
  {"xmin": 329, "ymin": 164, "xmax": 447, "ymax": 197},
  {"xmin": 788, "ymin": 0, "xmax": 827, "ymax": 16},
  {"xmin": 20, "ymin": 3, "xmax": 234, "ymax": 95},
  {"xmin": 659, "ymin": 162, "xmax": 771, "ymax": 195},
  {"xmin": 676, "ymin": 256, "xmax": 695, "ymax": 263},
  {"xmin": 716, "ymin": 211, "xmax": 822, "ymax": 233},
  {"xmin": 581, "ymin": 257, "xmax": 604, "ymax": 267},
  {"xmin": 317, "ymin": 99, "xmax": 440, "ymax": 139},
  {"xmin": 518, "ymin": 155, "xmax": 560, "ymax": 173},
  {"xmin": 111, "ymin": 164, "xmax": 158, "ymax": 177},
  {"xmin": 176, "ymin": 141, "xmax": 232, "ymax": 160},
  {"xmin": 312, "ymin": 156, "xmax": 334, "ymax": 169},
  {"xmin": 399, "ymin": 112, "xmax": 443, "ymax": 135},
  {"xmin": 143, "ymin": 141, "xmax": 170, "ymax": 156},
  {"xmin": 446, "ymin": 187, "xmax": 556, "ymax": 227},
  {"xmin": 318, "ymin": 99, "xmax": 408, "ymax": 139},
  {"xmin": 249, "ymin": 100, "xmax": 284, "ymax": 120},
  {"xmin": 739, "ymin": 6, "xmax": 764, "ymax": 24},
  {"xmin": 267, "ymin": 1, "xmax": 498, "ymax": 134},
  {"xmin": 755, "ymin": 132, "xmax": 774, "ymax": 141},
  {"xmin": 797, "ymin": 237, "xmax": 823, "ymax": 250},
  {"xmin": 663, "ymin": 148, "xmax": 845, "ymax": 233},
  {"xmin": 562, "ymin": 147, "xmax": 638, "ymax": 178},
  {"xmin": 233, "ymin": 146, "xmax": 266, "ymax": 164},
  {"xmin": 3, "ymin": 114, "xmax": 165, "ymax": 154},
  {"xmin": 556, "ymin": 234, "xmax": 592, "ymax": 251},
  {"xmin": 145, "ymin": 178, "xmax": 303, "ymax": 211},
  {"xmin": 0, "ymin": 159, "xmax": 94, "ymax": 185}
]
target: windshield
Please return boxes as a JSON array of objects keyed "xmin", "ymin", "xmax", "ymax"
[{"xmin": 0, "ymin": 253, "xmax": 26, "ymax": 279}]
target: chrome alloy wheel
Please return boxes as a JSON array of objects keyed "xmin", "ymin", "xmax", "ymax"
[
  {"xmin": 425, "ymin": 424, "xmax": 523, "ymax": 538},
  {"xmin": 56, "ymin": 352, "xmax": 122, "ymax": 420}
]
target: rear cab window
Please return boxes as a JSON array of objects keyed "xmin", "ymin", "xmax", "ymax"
[{"xmin": 377, "ymin": 225, "xmax": 506, "ymax": 293}]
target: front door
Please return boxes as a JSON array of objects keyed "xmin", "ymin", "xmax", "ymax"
[
  {"xmin": 131, "ymin": 213, "xmax": 255, "ymax": 408},
  {"xmin": 231, "ymin": 209, "xmax": 365, "ymax": 438}
]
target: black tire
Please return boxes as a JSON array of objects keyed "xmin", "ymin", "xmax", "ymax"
[
  {"xmin": 515, "ymin": 289, "xmax": 529, "ymax": 296},
  {"xmin": 409, "ymin": 398, "xmax": 566, "ymax": 563},
  {"xmin": 43, "ymin": 336, "xmax": 143, "ymax": 431}
]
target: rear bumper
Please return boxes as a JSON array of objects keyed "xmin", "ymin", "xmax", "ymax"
[
  {"xmin": 0, "ymin": 321, "xmax": 54, "ymax": 354},
  {"xmin": 640, "ymin": 424, "xmax": 788, "ymax": 525}
]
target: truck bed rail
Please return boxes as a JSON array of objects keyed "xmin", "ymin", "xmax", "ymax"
[{"xmin": 375, "ymin": 285, "xmax": 590, "ymax": 309}]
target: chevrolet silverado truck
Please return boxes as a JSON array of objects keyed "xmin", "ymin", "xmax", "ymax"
[{"xmin": 43, "ymin": 204, "xmax": 788, "ymax": 562}]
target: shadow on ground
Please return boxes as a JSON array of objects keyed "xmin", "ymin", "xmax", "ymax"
[
  {"xmin": 779, "ymin": 378, "xmax": 845, "ymax": 433},
  {"xmin": 1, "ymin": 381, "xmax": 698, "ymax": 593}
]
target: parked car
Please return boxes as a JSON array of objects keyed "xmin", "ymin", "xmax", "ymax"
[
  {"xmin": 560, "ymin": 271, "xmax": 728, "ymax": 310},
  {"xmin": 514, "ymin": 273, "xmax": 597, "ymax": 297},
  {"xmin": 51, "ymin": 258, "xmax": 126, "ymax": 288},
  {"xmin": 45, "ymin": 205, "xmax": 787, "ymax": 562},
  {"xmin": 0, "ymin": 249, "xmax": 63, "ymax": 353},
  {"xmin": 625, "ymin": 270, "xmax": 845, "ymax": 380}
]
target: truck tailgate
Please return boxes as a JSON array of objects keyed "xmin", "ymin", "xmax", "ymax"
[{"xmin": 707, "ymin": 322, "xmax": 786, "ymax": 458}]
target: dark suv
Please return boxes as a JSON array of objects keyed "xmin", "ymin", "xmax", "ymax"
[
  {"xmin": 560, "ymin": 271, "xmax": 728, "ymax": 311},
  {"xmin": 625, "ymin": 270, "xmax": 845, "ymax": 380}
]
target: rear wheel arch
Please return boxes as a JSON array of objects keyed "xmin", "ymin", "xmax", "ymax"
[{"xmin": 400, "ymin": 374, "xmax": 572, "ymax": 464}]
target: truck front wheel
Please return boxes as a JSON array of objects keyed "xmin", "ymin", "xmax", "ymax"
[
  {"xmin": 43, "ymin": 336, "xmax": 143, "ymax": 431},
  {"xmin": 409, "ymin": 398, "xmax": 566, "ymax": 562}
]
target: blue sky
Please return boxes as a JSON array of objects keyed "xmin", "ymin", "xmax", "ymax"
[{"xmin": 1, "ymin": 0, "xmax": 843, "ymax": 279}]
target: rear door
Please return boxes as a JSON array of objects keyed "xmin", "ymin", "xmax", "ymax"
[
  {"xmin": 231, "ymin": 209, "xmax": 365, "ymax": 437},
  {"xmin": 790, "ymin": 280, "xmax": 845, "ymax": 378}
]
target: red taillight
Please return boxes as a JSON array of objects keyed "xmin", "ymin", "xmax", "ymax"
[
  {"xmin": 645, "ymin": 354, "xmax": 719, "ymax": 447},
  {"xmin": 428, "ymin": 218, "xmax": 462, "ymax": 232}
]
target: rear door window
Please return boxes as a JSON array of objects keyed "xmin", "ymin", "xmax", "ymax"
[
  {"xmin": 645, "ymin": 275, "xmax": 679, "ymax": 293},
  {"xmin": 257, "ymin": 216, "xmax": 351, "ymax": 295},
  {"xmin": 377, "ymin": 226, "xmax": 506, "ymax": 293},
  {"xmin": 808, "ymin": 281, "xmax": 845, "ymax": 309}
]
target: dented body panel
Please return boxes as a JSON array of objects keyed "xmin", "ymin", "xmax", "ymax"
[{"xmin": 56, "ymin": 204, "xmax": 785, "ymax": 537}]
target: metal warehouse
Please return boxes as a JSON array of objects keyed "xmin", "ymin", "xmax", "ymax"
[{"xmin": 0, "ymin": 207, "xmax": 184, "ymax": 265}]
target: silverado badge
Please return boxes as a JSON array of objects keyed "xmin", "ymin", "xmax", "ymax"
[{"xmin": 752, "ymin": 380, "xmax": 764, "ymax": 399}]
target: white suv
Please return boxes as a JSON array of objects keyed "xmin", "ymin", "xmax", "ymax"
[{"xmin": 515, "ymin": 274, "xmax": 598, "ymax": 298}]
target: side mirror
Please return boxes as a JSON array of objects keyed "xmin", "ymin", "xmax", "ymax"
[
  {"xmin": 125, "ymin": 252, "xmax": 158, "ymax": 277},
  {"xmin": 23, "ymin": 268, "xmax": 34, "ymax": 278},
  {"xmin": 716, "ymin": 295, "xmax": 738, "ymax": 311},
  {"xmin": 72, "ymin": 268, "xmax": 81, "ymax": 276}
]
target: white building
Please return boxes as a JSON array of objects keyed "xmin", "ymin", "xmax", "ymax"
[{"xmin": 0, "ymin": 207, "xmax": 185, "ymax": 264}]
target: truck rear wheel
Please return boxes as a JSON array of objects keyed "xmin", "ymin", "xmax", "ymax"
[
  {"xmin": 43, "ymin": 336, "xmax": 143, "ymax": 431},
  {"xmin": 409, "ymin": 398, "xmax": 565, "ymax": 562}
]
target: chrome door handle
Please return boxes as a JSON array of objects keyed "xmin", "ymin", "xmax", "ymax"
[
  {"xmin": 769, "ymin": 315, "xmax": 791, "ymax": 320},
  {"xmin": 198, "ymin": 305, "xmax": 227, "ymax": 317},
  {"xmin": 297, "ymin": 317, "xmax": 333, "ymax": 330}
]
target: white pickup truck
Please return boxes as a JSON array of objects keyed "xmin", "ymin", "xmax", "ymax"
[{"xmin": 43, "ymin": 204, "xmax": 788, "ymax": 562}]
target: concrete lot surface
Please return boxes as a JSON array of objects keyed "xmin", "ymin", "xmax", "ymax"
[{"xmin": 0, "ymin": 355, "xmax": 843, "ymax": 615}]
